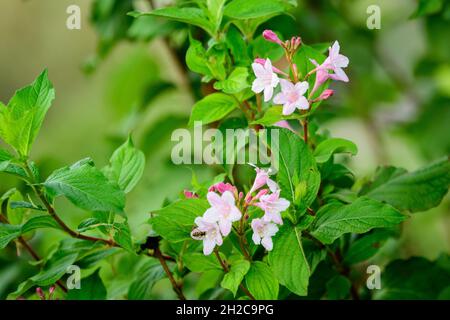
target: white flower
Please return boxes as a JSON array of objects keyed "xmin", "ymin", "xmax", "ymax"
[
  {"xmin": 251, "ymin": 58, "xmax": 280, "ymax": 102},
  {"xmin": 323, "ymin": 41, "xmax": 349, "ymax": 82},
  {"xmin": 251, "ymin": 218, "xmax": 279, "ymax": 251},
  {"xmin": 273, "ymin": 79, "xmax": 309, "ymax": 115},
  {"xmin": 203, "ymin": 191, "xmax": 242, "ymax": 236},
  {"xmin": 255, "ymin": 190, "xmax": 290, "ymax": 225},
  {"xmin": 191, "ymin": 217, "xmax": 223, "ymax": 255}
]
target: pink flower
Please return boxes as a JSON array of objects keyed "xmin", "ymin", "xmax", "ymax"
[
  {"xmin": 248, "ymin": 165, "xmax": 279, "ymax": 195},
  {"xmin": 203, "ymin": 191, "xmax": 242, "ymax": 236},
  {"xmin": 191, "ymin": 217, "xmax": 223, "ymax": 255},
  {"xmin": 310, "ymin": 59, "xmax": 331, "ymax": 96},
  {"xmin": 254, "ymin": 58, "xmax": 287, "ymax": 76},
  {"xmin": 208, "ymin": 182, "xmax": 237, "ymax": 194},
  {"xmin": 263, "ymin": 30, "xmax": 283, "ymax": 45},
  {"xmin": 252, "ymin": 58, "xmax": 280, "ymax": 102},
  {"xmin": 323, "ymin": 41, "xmax": 349, "ymax": 82},
  {"xmin": 273, "ymin": 79, "xmax": 310, "ymax": 115},
  {"xmin": 255, "ymin": 190, "xmax": 290, "ymax": 225},
  {"xmin": 251, "ymin": 218, "xmax": 279, "ymax": 251}
]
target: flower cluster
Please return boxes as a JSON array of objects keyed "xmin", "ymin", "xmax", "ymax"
[
  {"xmin": 191, "ymin": 166, "xmax": 290, "ymax": 255},
  {"xmin": 252, "ymin": 30, "xmax": 349, "ymax": 116}
]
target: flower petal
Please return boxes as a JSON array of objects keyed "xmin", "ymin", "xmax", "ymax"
[
  {"xmin": 207, "ymin": 192, "xmax": 223, "ymax": 207},
  {"xmin": 252, "ymin": 78, "xmax": 265, "ymax": 93},
  {"xmin": 296, "ymin": 96, "xmax": 309, "ymax": 111},
  {"xmin": 203, "ymin": 239, "xmax": 216, "ymax": 255},
  {"xmin": 282, "ymin": 102, "xmax": 297, "ymax": 116},
  {"xmin": 261, "ymin": 236, "xmax": 273, "ymax": 251},
  {"xmin": 252, "ymin": 62, "xmax": 266, "ymax": 78},
  {"xmin": 264, "ymin": 85, "xmax": 274, "ymax": 102}
]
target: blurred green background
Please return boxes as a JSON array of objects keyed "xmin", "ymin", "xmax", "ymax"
[{"xmin": 0, "ymin": 0, "xmax": 448, "ymax": 299}]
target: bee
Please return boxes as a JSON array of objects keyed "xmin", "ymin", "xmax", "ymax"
[{"xmin": 191, "ymin": 228, "xmax": 206, "ymax": 240}]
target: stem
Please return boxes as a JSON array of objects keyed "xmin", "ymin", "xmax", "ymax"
[
  {"xmin": 214, "ymin": 249, "xmax": 255, "ymax": 300},
  {"xmin": 154, "ymin": 248, "xmax": 186, "ymax": 300},
  {"xmin": 302, "ymin": 118, "xmax": 309, "ymax": 144}
]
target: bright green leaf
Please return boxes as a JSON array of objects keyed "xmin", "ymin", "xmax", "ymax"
[
  {"xmin": 221, "ymin": 259, "xmax": 250, "ymax": 296},
  {"xmin": 44, "ymin": 158, "xmax": 126, "ymax": 214},
  {"xmin": 245, "ymin": 261, "xmax": 279, "ymax": 300},
  {"xmin": 189, "ymin": 93, "xmax": 238, "ymax": 126},
  {"xmin": 314, "ymin": 138, "xmax": 358, "ymax": 164}
]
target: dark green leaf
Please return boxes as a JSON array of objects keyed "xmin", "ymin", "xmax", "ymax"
[
  {"xmin": 311, "ymin": 197, "xmax": 405, "ymax": 244},
  {"xmin": 66, "ymin": 270, "xmax": 107, "ymax": 300}
]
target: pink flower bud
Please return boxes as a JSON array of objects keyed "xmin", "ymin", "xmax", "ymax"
[
  {"xmin": 36, "ymin": 288, "xmax": 45, "ymax": 300},
  {"xmin": 318, "ymin": 89, "xmax": 334, "ymax": 101},
  {"xmin": 263, "ymin": 30, "xmax": 283, "ymax": 45},
  {"xmin": 184, "ymin": 190, "xmax": 198, "ymax": 199}
]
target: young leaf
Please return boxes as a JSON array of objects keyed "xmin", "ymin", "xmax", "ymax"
[
  {"xmin": 362, "ymin": 157, "xmax": 450, "ymax": 213},
  {"xmin": 314, "ymin": 138, "xmax": 358, "ymax": 164},
  {"xmin": 0, "ymin": 70, "xmax": 55, "ymax": 156},
  {"xmin": 186, "ymin": 38, "xmax": 212, "ymax": 77},
  {"xmin": 268, "ymin": 223, "xmax": 310, "ymax": 296},
  {"xmin": 245, "ymin": 261, "xmax": 279, "ymax": 300},
  {"xmin": 221, "ymin": 259, "xmax": 250, "ymax": 296},
  {"xmin": 103, "ymin": 137, "xmax": 145, "ymax": 193},
  {"xmin": 310, "ymin": 197, "xmax": 406, "ymax": 244},
  {"xmin": 189, "ymin": 93, "xmax": 238, "ymax": 126},
  {"xmin": 66, "ymin": 270, "xmax": 107, "ymax": 300},
  {"xmin": 44, "ymin": 158, "xmax": 126, "ymax": 214},
  {"xmin": 271, "ymin": 128, "xmax": 320, "ymax": 218},
  {"xmin": 213, "ymin": 67, "xmax": 249, "ymax": 94},
  {"xmin": 151, "ymin": 198, "xmax": 209, "ymax": 242},
  {"xmin": 128, "ymin": 261, "xmax": 166, "ymax": 300},
  {"xmin": 143, "ymin": 7, "xmax": 215, "ymax": 36}
]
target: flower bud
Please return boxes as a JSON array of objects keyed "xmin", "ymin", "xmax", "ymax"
[
  {"xmin": 263, "ymin": 30, "xmax": 283, "ymax": 45},
  {"xmin": 318, "ymin": 89, "xmax": 335, "ymax": 101}
]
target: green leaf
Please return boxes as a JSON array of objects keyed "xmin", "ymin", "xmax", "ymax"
[
  {"xmin": 311, "ymin": 197, "xmax": 406, "ymax": 244},
  {"xmin": 245, "ymin": 261, "xmax": 279, "ymax": 300},
  {"xmin": 183, "ymin": 253, "xmax": 222, "ymax": 272},
  {"xmin": 225, "ymin": 26, "xmax": 251, "ymax": 66},
  {"xmin": 0, "ymin": 215, "xmax": 60, "ymax": 249},
  {"xmin": 344, "ymin": 229, "xmax": 395, "ymax": 265},
  {"xmin": 66, "ymin": 270, "xmax": 107, "ymax": 300},
  {"xmin": 151, "ymin": 198, "xmax": 209, "ymax": 242},
  {"xmin": 0, "ymin": 70, "xmax": 55, "ymax": 156},
  {"xmin": 214, "ymin": 67, "xmax": 249, "ymax": 94},
  {"xmin": 103, "ymin": 137, "xmax": 145, "ymax": 193},
  {"xmin": 326, "ymin": 275, "xmax": 351, "ymax": 300},
  {"xmin": 374, "ymin": 256, "xmax": 450, "ymax": 299},
  {"xmin": 186, "ymin": 38, "xmax": 212, "ymax": 77},
  {"xmin": 44, "ymin": 158, "xmax": 126, "ymax": 214},
  {"xmin": 362, "ymin": 158, "xmax": 450, "ymax": 213},
  {"xmin": 144, "ymin": 7, "xmax": 215, "ymax": 36},
  {"xmin": 128, "ymin": 260, "xmax": 165, "ymax": 300},
  {"xmin": 8, "ymin": 251, "xmax": 78, "ymax": 299},
  {"xmin": 0, "ymin": 224, "xmax": 21, "ymax": 250},
  {"xmin": 221, "ymin": 259, "xmax": 250, "ymax": 296},
  {"xmin": 207, "ymin": 0, "xmax": 226, "ymax": 33},
  {"xmin": 251, "ymin": 106, "xmax": 307, "ymax": 126},
  {"xmin": 113, "ymin": 221, "xmax": 133, "ymax": 252},
  {"xmin": 196, "ymin": 269, "xmax": 224, "ymax": 297},
  {"xmin": 189, "ymin": 93, "xmax": 238, "ymax": 126},
  {"xmin": 269, "ymin": 223, "xmax": 310, "ymax": 296},
  {"xmin": 271, "ymin": 128, "xmax": 320, "ymax": 218},
  {"xmin": 314, "ymin": 138, "xmax": 358, "ymax": 164},
  {"xmin": 411, "ymin": 0, "xmax": 444, "ymax": 18},
  {"xmin": 0, "ymin": 148, "xmax": 27, "ymax": 178},
  {"xmin": 224, "ymin": 0, "xmax": 287, "ymax": 20}
]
